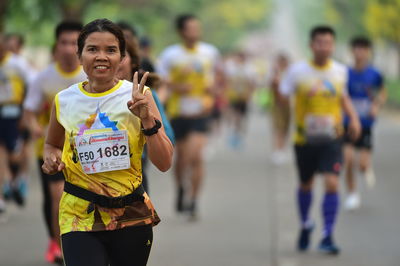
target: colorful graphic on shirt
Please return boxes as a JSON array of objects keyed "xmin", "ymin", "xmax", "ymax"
[
  {"xmin": 308, "ymin": 79, "xmax": 337, "ymax": 97},
  {"xmin": 78, "ymin": 105, "xmax": 119, "ymax": 136}
]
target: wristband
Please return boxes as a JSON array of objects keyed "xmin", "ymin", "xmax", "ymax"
[{"xmin": 141, "ymin": 119, "xmax": 162, "ymax": 136}]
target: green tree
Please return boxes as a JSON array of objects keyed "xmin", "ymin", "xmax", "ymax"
[
  {"xmin": 0, "ymin": 0, "xmax": 8, "ymax": 32},
  {"xmin": 364, "ymin": 0, "xmax": 400, "ymax": 75},
  {"xmin": 4, "ymin": 0, "xmax": 271, "ymax": 52}
]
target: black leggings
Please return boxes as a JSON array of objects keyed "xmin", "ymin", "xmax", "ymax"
[{"xmin": 61, "ymin": 225, "xmax": 153, "ymax": 266}]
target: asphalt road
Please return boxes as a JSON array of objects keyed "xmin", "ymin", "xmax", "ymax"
[{"xmin": 1, "ymin": 108, "xmax": 399, "ymax": 266}]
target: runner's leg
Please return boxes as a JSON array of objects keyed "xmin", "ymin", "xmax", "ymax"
[
  {"xmin": 107, "ymin": 225, "xmax": 153, "ymax": 266},
  {"xmin": 61, "ymin": 231, "xmax": 109, "ymax": 266},
  {"xmin": 344, "ymin": 144, "xmax": 356, "ymax": 193}
]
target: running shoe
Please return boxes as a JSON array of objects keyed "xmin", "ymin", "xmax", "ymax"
[
  {"xmin": 45, "ymin": 239, "xmax": 63, "ymax": 264},
  {"xmin": 187, "ymin": 200, "xmax": 198, "ymax": 221},
  {"xmin": 12, "ymin": 179, "xmax": 28, "ymax": 207},
  {"xmin": 271, "ymin": 151, "xmax": 288, "ymax": 165},
  {"xmin": 228, "ymin": 133, "xmax": 242, "ymax": 150},
  {"xmin": 3, "ymin": 182, "xmax": 12, "ymax": 201},
  {"xmin": 344, "ymin": 193, "xmax": 360, "ymax": 211},
  {"xmin": 297, "ymin": 223, "xmax": 314, "ymax": 251},
  {"xmin": 318, "ymin": 235, "xmax": 340, "ymax": 255},
  {"xmin": 52, "ymin": 240, "xmax": 63, "ymax": 265}
]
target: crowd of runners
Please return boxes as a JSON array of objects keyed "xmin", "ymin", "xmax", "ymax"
[{"xmin": 0, "ymin": 13, "xmax": 386, "ymax": 265}]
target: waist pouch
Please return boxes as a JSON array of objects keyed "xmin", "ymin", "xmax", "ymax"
[{"xmin": 64, "ymin": 181, "xmax": 145, "ymax": 213}]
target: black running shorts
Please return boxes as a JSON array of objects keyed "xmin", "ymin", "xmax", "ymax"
[{"xmin": 294, "ymin": 140, "xmax": 343, "ymax": 184}]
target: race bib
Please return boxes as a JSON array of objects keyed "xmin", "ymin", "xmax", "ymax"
[
  {"xmin": 352, "ymin": 99, "xmax": 371, "ymax": 117},
  {"xmin": 180, "ymin": 97, "xmax": 203, "ymax": 116},
  {"xmin": 75, "ymin": 130, "xmax": 131, "ymax": 174},
  {"xmin": 0, "ymin": 104, "xmax": 20, "ymax": 119},
  {"xmin": 305, "ymin": 115, "xmax": 335, "ymax": 141}
]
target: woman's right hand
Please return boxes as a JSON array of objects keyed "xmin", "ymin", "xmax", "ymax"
[{"xmin": 42, "ymin": 144, "xmax": 65, "ymax": 175}]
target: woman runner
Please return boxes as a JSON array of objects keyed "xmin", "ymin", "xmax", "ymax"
[{"xmin": 42, "ymin": 18, "xmax": 173, "ymax": 266}]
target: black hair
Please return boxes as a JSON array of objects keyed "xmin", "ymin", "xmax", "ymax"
[
  {"xmin": 351, "ymin": 36, "xmax": 372, "ymax": 48},
  {"xmin": 139, "ymin": 36, "xmax": 151, "ymax": 48},
  {"xmin": 176, "ymin": 14, "xmax": 197, "ymax": 31},
  {"xmin": 55, "ymin": 21, "xmax": 83, "ymax": 40},
  {"xmin": 116, "ymin": 21, "xmax": 137, "ymax": 37},
  {"xmin": 77, "ymin": 18, "xmax": 126, "ymax": 58},
  {"xmin": 310, "ymin": 25, "xmax": 336, "ymax": 40},
  {"xmin": 125, "ymin": 39, "xmax": 140, "ymax": 75}
]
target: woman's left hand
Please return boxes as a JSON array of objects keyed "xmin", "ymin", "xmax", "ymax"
[{"xmin": 128, "ymin": 71, "xmax": 152, "ymax": 120}]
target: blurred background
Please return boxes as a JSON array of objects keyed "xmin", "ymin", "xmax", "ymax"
[
  {"xmin": 3, "ymin": 0, "xmax": 400, "ymax": 103},
  {"xmin": 1, "ymin": 0, "xmax": 400, "ymax": 265}
]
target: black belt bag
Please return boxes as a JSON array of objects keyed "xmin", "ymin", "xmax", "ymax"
[{"xmin": 64, "ymin": 181, "xmax": 145, "ymax": 213}]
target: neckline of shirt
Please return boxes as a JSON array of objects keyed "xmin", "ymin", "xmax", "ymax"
[
  {"xmin": 55, "ymin": 62, "xmax": 82, "ymax": 78},
  {"xmin": 78, "ymin": 80, "xmax": 124, "ymax": 98}
]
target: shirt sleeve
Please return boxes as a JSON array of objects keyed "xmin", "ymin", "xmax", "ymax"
[
  {"xmin": 16, "ymin": 56, "xmax": 37, "ymax": 84},
  {"xmin": 156, "ymin": 50, "xmax": 171, "ymax": 80},
  {"xmin": 23, "ymin": 73, "xmax": 44, "ymax": 112},
  {"xmin": 279, "ymin": 65, "xmax": 296, "ymax": 96}
]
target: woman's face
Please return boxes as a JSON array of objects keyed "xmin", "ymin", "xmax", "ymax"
[
  {"xmin": 80, "ymin": 31, "xmax": 122, "ymax": 83},
  {"xmin": 117, "ymin": 53, "xmax": 132, "ymax": 81}
]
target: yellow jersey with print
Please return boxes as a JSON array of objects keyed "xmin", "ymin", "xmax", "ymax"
[
  {"xmin": 55, "ymin": 80, "xmax": 160, "ymax": 235},
  {"xmin": 225, "ymin": 59, "xmax": 256, "ymax": 102},
  {"xmin": 279, "ymin": 60, "xmax": 348, "ymax": 145},
  {"xmin": 0, "ymin": 53, "xmax": 31, "ymax": 111},
  {"xmin": 157, "ymin": 42, "xmax": 220, "ymax": 118},
  {"xmin": 24, "ymin": 62, "xmax": 86, "ymax": 158}
]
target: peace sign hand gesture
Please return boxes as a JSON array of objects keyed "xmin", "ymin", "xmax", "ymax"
[{"xmin": 128, "ymin": 71, "xmax": 151, "ymax": 120}]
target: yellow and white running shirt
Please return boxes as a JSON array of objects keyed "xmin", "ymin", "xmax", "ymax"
[
  {"xmin": 0, "ymin": 52, "xmax": 32, "ymax": 108},
  {"xmin": 280, "ymin": 60, "xmax": 348, "ymax": 145},
  {"xmin": 225, "ymin": 59, "xmax": 256, "ymax": 102},
  {"xmin": 157, "ymin": 42, "xmax": 220, "ymax": 118},
  {"xmin": 24, "ymin": 63, "xmax": 86, "ymax": 157},
  {"xmin": 55, "ymin": 80, "xmax": 160, "ymax": 235}
]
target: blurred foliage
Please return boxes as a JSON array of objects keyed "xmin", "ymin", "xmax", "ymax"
[
  {"xmin": 386, "ymin": 79, "xmax": 400, "ymax": 106},
  {"xmin": 325, "ymin": 0, "xmax": 368, "ymax": 38},
  {"xmin": 2, "ymin": 0, "xmax": 271, "ymax": 53},
  {"xmin": 364, "ymin": 0, "xmax": 400, "ymax": 45}
]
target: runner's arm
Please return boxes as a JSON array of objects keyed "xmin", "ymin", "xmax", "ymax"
[
  {"xmin": 370, "ymin": 86, "xmax": 387, "ymax": 117},
  {"xmin": 341, "ymin": 94, "xmax": 361, "ymax": 140}
]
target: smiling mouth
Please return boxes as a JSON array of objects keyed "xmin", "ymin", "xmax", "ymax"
[{"xmin": 94, "ymin": 66, "xmax": 109, "ymax": 69}]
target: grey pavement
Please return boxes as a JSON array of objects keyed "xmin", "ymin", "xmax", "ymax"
[{"xmin": 1, "ymin": 108, "xmax": 400, "ymax": 266}]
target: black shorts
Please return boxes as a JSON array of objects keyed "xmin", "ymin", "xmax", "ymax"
[
  {"xmin": 38, "ymin": 159, "xmax": 65, "ymax": 182},
  {"xmin": 171, "ymin": 117, "xmax": 209, "ymax": 141},
  {"xmin": 0, "ymin": 117, "xmax": 19, "ymax": 152},
  {"xmin": 231, "ymin": 100, "xmax": 248, "ymax": 115},
  {"xmin": 344, "ymin": 126, "xmax": 372, "ymax": 150},
  {"xmin": 294, "ymin": 140, "xmax": 343, "ymax": 184}
]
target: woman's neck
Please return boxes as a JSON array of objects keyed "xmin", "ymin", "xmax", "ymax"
[{"xmin": 86, "ymin": 78, "xmax": 119, "ymax": 93}]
